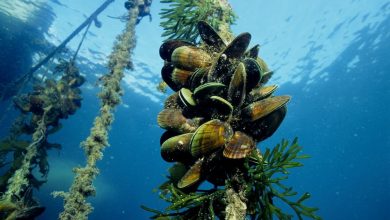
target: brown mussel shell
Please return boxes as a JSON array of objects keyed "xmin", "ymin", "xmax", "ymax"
[
  {"xmin": 190, "ymin": 119, "xmax": 233, "ymax": 158},
  {"xmin": 247, "ymin": 85, "xmax": 278, "ymax": 103},
  {"xmin": 242, "ymin": 95, "xmax": 291, "ymax": 122},
  {"xmin": 164, "ymin": 92, "xmax": 181, "ymax": 109},
  {"xmin": 171, "ymin": 46, "xmax": 212, "ymax": 71},
  {"xmin": 228, "ymin": 62, "xmax": 247, "ymax": 108},
  {"xmin": 159, "ymin": 39, "xmax": 194, "ymax": 61},
  {"xmin": 223, "ymin": 131, "xmax": 256, "ymax": 159},
  {"xmin": 161, "ymin": 133, "xmax": 194, "ymax": 163},
  {"xmin": 178, "ymin": 158, "xmax": 204, "ymax": 188},
  {"xmin": 157, "ymin": 109, "xmax": 198, "ymax": 133},
  {"xmin": 243, "ymin": 105, "xmax": 287, "ymax": 142},
  {"xmin": 172, "ymin": 68, "xmax": 193, "ymax": 87},
  {"xmin": 161, "ymin": 62, "xmax": 180, "ymax": 91}
]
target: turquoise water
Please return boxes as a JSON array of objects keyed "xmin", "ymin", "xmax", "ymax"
[{"xmin": 0, "ymin": 0, "xmax": 389, "ymax": 219}]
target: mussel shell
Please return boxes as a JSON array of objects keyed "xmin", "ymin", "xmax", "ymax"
[
  {"xmin": 188, "ymin": 68, "xmax": 207, "ymax": 91},
  {"xmin": 178, "ymin": 158, "xmax": 204, "ymax": 188},
  {"xmin": 168, "ymin": 163, "xmax": 188, "ymax": 184},
  {"xmin": 209, "ymin": 96, "xmax": 233, "ymax": 116},
  {"xmin": 193, "ymin": 82, "xmax": 225, "ymax": 100},
  {"xmin": 243, "ymin": 105, "xmax": 287, "ymax": 142},
  {"xmin": 260, "ymin": 71, "xmax": 274, "ymax": 85},
  {"xmin": 227, "ymin": 62, "xmax": 247, "ymax": 108},
  {"xmin": 197, "ymin": 21, "xmax": 226, "ymax": 51},
  {"xmin": 247, "ymin": 85, "xmax": 278, "ymax": 103},
  {"xmin": 160, "ymin": 130, "xmax": 180, "ymax": 145},
  {"xmin": 171, "ymin": 46, "xmax": 211, "ymax": 71},
  {"xmin": 159, "ymin": 39, "xmax": 194, "ymax": 61},
  {"xmin": 223, "ymin": 131, "xmax": 255, "ymax": 159},
  {"xmin": 157, "ymin": 109, "xmax": 198, "ymax": 133},
  {"xmin": 244, "ymin": 58, "xmax": 262, "ymax": 91},
  {"xmin": 242, "ymin": 95, "xmax": 291, "ymax": 122},
  {"xmin": 246, "ymin": 44, "xmax": 260, "ymax": 58},
  {"xmin": 164, "ymin": 92, "xmax": 181, "ymax": 109},
  {"xmin": 172, "ymin": 68, "xmax": 193, "ymax": 87},
  {"xmin": 224, "ymin": 32, "xmax": 252, "ymax": 59},
  {"xmin": 178, "ymin": 88, "xmax": 196, "ymax": 107},
  {"xmin": 190, "ymin": 119, "xmax": 233, "ymax": 158},
  {"xmin": 208, "ymin": 32, "xmax": 252, "ymax": 81},
  {"xmin": 161, "ymin": 63, "xmax": 180, "ymax": 91},
  {"xmin": 161, "ymin": 133, "xmax": 194, "ymax": 163}
]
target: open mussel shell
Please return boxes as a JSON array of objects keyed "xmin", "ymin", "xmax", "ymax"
[
  {"xmin": 244, "ymin": 105, "xmax": 287, "ymax": 142},
  {"xmin": 209, "ymin": 96, "xmax": 234, "ymax": 116},
  {"xmin": 171, "ymin": 46, "xmax": 211, "ymax": 71},
  {"xmin": 247, "ymin": 85, "xmax": 278, "ymax": 103},
  {"xmin": 190, "ymin": 119, "xmax": 233, "ymax": 158},
  {"xmin": 178, "ymin": 88, "xmax": 196, "ymax": 107},
  {"xmin": 244, "ymin": 58, "xmax": 262, "ymax": 91},
  {"xmin": 193, "ymin": 82, "xmax": 225, "ymax": 100},
  {"xmin": 223, "ymin": 131, "xmax": 255, "ymax": 159},
  {"xmin": 161, "ymin": 133, "xmax": 194, "ymax": 163},
  {"xmin": 228, "ymin": 62, "xmax": 247, "ymax": 108},
  {"xmin": 242, "ymin": 95, "xmax": 291, "ymax": 122},
  {"xmin": 178, "ymin": 158, "xmax": 204, "ymax": 188},
  {"xmin": 157, "ymin": 109, "xmax": 198, "ymax": 133},
  {"xmin": 161, "ymin": 63, "xmax": 180, "ymax": 91},
  {"xmin": 159, "ymin": 39, "xmax": 194, "ymax": 61},
  {"xmin": 197, "ymin": 20, "xmax": 226, "ymax": 51}
]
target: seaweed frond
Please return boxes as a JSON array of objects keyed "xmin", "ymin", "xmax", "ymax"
[
  {"xmin": 160, "ymin": 0, "xmax": 237, "ymax": 42},
  {"xmin": 245, "ymin": 138, "xmax": 322, "ymax": 220},
  {"xmin": 145, "ymin": 139, "xmax": 321, "ymax": 220}
]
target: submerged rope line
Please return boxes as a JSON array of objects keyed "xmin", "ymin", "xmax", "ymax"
[
  {"xmin": 52, "ymin": 3, "xmax": 139, "ymax": 220},
  {"xmin": 2, "ymin": 108, "xmax": 49, "ymax": 202},
  {"xmin": 72, "ymin": 20, "xmax": 93, "ymax": 63}
]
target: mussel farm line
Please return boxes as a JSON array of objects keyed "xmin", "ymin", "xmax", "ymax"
[
  {"xmin": 52, "ymin": 3, "xmax": 139, "ymax": 220},
  {"xmin": 0, "ymin": 61, "xmax": 85, "ymax": 220}
]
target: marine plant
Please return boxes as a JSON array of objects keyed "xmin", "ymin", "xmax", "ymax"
[
  {"xmin": 159, "ymin": 0, "xmax": 237, "ymax": 43},
  {"xmin": 0, "ymin": 60, "xmax": 85, "ymax": 220},
  {"xmin": 142, "ymin": 0, "xmax": 321, "ymax": 219}
]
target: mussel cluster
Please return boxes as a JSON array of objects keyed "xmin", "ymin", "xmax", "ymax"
[
  {"xmin": 13, "ymin": 63, "xmax": 84, "ymax": 127},
  {"xmin": 157, "ymin": 21, "xmax": 290, "ymax": 189}
]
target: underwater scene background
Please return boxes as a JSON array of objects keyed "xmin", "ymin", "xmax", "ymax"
[{"xmin": 0, "ymin": 0, "xmax": 389, "ymax": 219}]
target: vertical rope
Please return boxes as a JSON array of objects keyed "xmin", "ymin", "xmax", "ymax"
[{"xmin": 52, "ymin": 3, "xmax": 139, "ymax": 220}]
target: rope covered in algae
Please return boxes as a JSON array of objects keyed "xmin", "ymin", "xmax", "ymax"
[
  {"xmin": 52, "ymin": 4, "xmax": 139, "ymax": 220},
  {"xmin": 2, "ymin": 109, "xmax": 48, "ymax": 202}
]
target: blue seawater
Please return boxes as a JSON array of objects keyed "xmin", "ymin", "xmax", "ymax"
[{"xmin": 0, "ymin": 0, "xmax": 388, "ymax": 219}]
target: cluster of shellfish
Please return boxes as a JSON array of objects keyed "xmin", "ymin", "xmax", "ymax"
[
  {"xmin": 157, "ymin": 21, "xmax": 290, "ymax": 189},
  {"xmin": 13, "ymin": 62, "xmax": 84, "ymax": 127}
]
